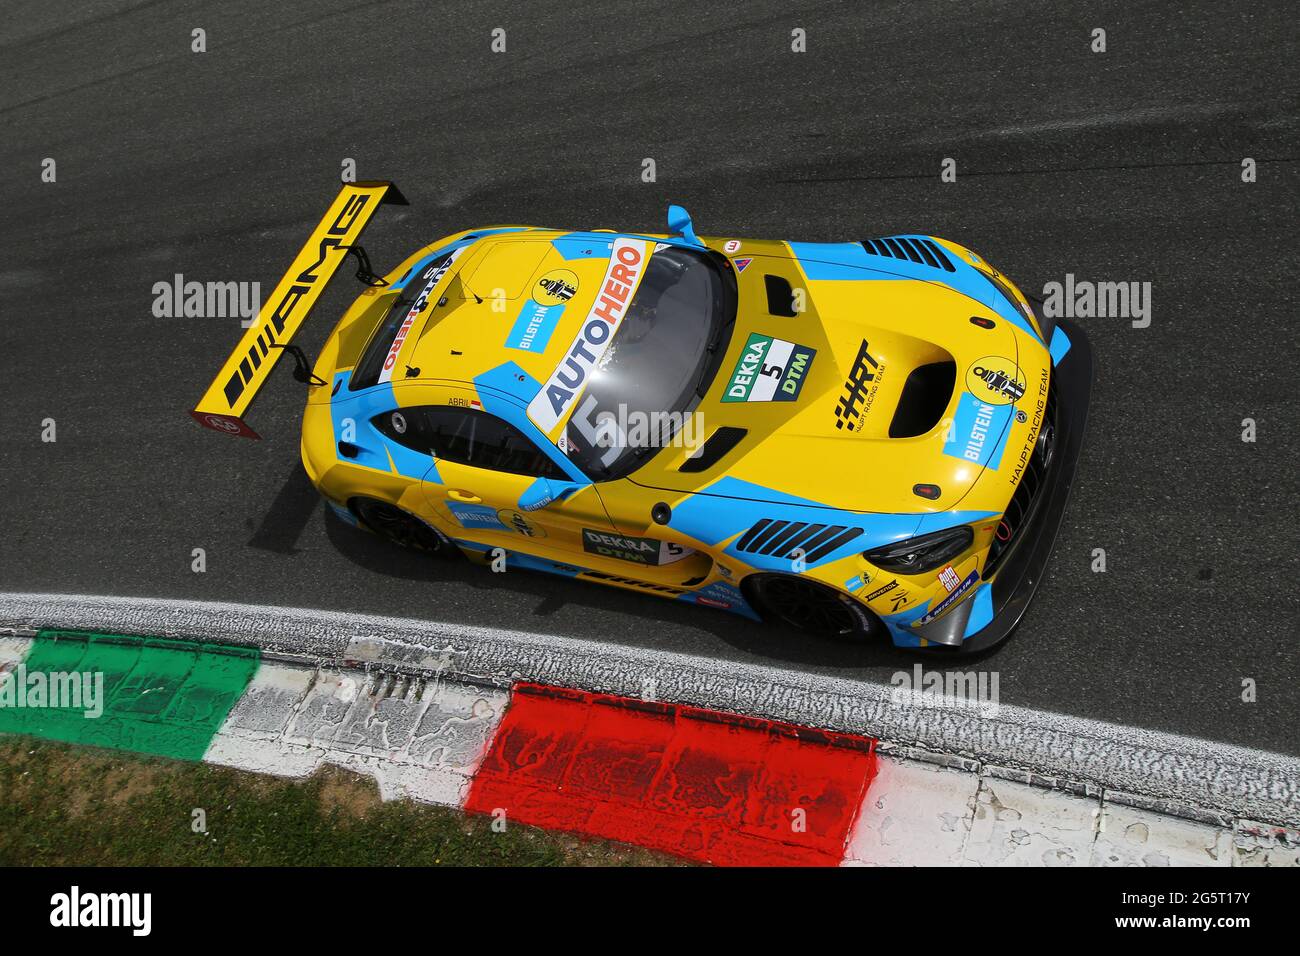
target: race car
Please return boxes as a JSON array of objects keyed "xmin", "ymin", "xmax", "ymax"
[{"xmin": 192, "ymin": 181, "xmax": 1092, "ymax": 652}]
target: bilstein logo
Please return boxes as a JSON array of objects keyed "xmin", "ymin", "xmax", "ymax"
[
  {"xmin": 965, "ymin": 357, "xmax": 1025, "ymax": 405},
  {"xmin": 497, "ymin": 509, "xmax": 545, "ymax": 538},
  {"xmin": 534, "ymin": 269, "xmax": 578, "ymax": 306}
]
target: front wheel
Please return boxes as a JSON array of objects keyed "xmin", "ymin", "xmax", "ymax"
[
  {"xmin": 350, "ymin": 498, "xmax": 458, "ymax": 558},
  {"xmin": 744, "ymin": 573, "xmax": 886, "ymax": 641}
]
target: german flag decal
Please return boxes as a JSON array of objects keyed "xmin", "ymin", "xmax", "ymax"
[{"xmin": 190, "ymin": 181, "xmax": 406, "ymax": 439}]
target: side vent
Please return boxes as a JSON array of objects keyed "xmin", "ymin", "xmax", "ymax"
[
  {"xmin": 889, "ymin": 361, "xmax": 957, "ymax": 438},
  {"xmin": 734, "ymin": 519, "xmax": 863, "ymax": 563},
  {"xmin": 764, "ymin": 275, "xmax": 798, "ymax": 317},
  {"xmin": 860, "ymin": 236, "xmax": 955, "ymax": 272},
  {"xmin": 679, "ymin": 427, "xmax": 747, "ymax": 473}
]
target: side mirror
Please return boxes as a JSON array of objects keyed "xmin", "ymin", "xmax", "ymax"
[
  {"xmin": 517, "ymin": 478, "xmax": 582, "ymax": 512},
  {"xmin": 667, "ymin": 204, "xmax": 704, "ymax": 247}
]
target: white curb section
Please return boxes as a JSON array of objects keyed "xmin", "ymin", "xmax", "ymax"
[
  {"xmin": 204, "ymin": 662, "xmax": 509, "ymax": 807},
  {"xmin": 844, "ymin": 754, "xmax": 1300, "ymax": 867}
]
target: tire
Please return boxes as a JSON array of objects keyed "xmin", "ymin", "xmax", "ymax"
[
  {"xmin": 744, "ymin": 573, "xmax": 886, "ymax": 641},
  {"xmin": 350, "ymin": 498, "xmax": 459, "ymax": 558}
]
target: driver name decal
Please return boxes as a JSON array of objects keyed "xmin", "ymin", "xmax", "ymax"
[
  {"xmin": 378, "ymin": 247, "xmax": 465, "ymax": 384},
  {"xmin": 527, "ymin": 238, "xmax": 653, "ymax": 432}
]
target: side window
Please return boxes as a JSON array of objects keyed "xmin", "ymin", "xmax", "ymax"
[{"xmin": 372, "ymin": 406, "xmax": 567, "ymax": 480}]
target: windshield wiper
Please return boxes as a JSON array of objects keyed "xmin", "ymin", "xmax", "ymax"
[{"xmin": 694, "ymin": 315, "xmax": 735, "ymax": 399}]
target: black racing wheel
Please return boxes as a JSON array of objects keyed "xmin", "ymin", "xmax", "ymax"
[
  {"xmin": 349, "ymin": 498, "xmax": 458, "ymax": 558},
  {"xmin": 744, "ymin": 573, "xmax": 885, "ymax": 641}
]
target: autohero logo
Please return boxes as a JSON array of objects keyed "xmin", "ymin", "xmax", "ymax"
[
  {"xmin": 582, "ymin": 529, "xmax": 694, "ymax": 566},
  {"xmin": 965, "ymin": 356, "xmax": 1025, "ymax": 405},
  {"xmin": 0, "ymin": 664, "xmax": 103, "ymax": 718},
  {"xmin": 1041, "ymin": 273, "xmax": 1152, "ymax": 328},
  {"xmin": 833, "ymin": 339, "xmax": 884, "ymax": 432},
  {"xmin": 152, "ymin": 274, "xmax": 261, "ymax": 325},
  {"xmin": 50, "ymin": 886, "xmax": 151, "ymax": 936},
  {"xmin": 889, "ymin": 664, "xmax": 1000, "ymax": 717},
  {"xmin": 529, "ymin": 239, "xmax": 652, "ymax": 431}
]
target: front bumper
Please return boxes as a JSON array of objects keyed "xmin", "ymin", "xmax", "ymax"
[{"xmin": 914, "ymin": 319, "xmax": 1093, "ymax": 653}]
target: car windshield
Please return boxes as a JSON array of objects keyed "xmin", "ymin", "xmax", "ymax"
[{"xmin": 563, "ymin": 245, "xmax": 736, "ymax": 480}]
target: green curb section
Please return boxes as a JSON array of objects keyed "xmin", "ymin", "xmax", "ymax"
[{"xmin": 0, "ymin": 631, "xmax": 260, "ymax": 761}]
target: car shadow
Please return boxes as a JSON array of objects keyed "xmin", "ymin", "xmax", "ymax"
[{"xmin": 316, "ymin": 503, "xmax": 1002, "ymax": 672}]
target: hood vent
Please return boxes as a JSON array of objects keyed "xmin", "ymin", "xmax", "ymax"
[
  {"xmin": 735, "ymin": 519, "xmax": 863, "ymax": 562},
  {"xmin": 860, "ymin": 236, "xmax": 955, "ymax": 272},
  {"xmin": 889, "ymin": 361, "xmax": 956, "ymax": 438},
  {"xmin": 764, "ymin": 275, "xmax": 799, "ymax": 316},
  {"xmin": 679, "ymin": 427, "xmax": 747, "ymax": 473}
]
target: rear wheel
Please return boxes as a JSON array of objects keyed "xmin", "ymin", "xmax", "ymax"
[
  {"xmin": 350, "ymin": 498, "xmax": 458, "ymax": 558},
  {"xmin": 745, "ymin": 573, "xmax": 885, "ymax": 641}
]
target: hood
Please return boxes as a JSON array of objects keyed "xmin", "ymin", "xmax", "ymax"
[{"xmin": 629, "ymin": 239, "xmax": 1049, "ymax": 516}]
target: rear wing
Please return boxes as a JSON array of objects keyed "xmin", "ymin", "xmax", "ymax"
[{"xmin": 190, "ymin": 180, "xmax": 407, "ymax": 439}]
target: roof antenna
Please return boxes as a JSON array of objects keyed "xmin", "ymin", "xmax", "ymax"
[{"xmin": 459, "ymin": 273, "xmax": 484, "ymax": 304}]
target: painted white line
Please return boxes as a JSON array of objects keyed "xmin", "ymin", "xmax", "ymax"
[{"xmin": 2, "ymin": 591, "xmax": 1299, "ymax": 827}]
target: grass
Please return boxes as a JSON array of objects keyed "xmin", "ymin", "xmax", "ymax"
[{"xmin": 0, "ymin": 736, "xmax": 683, "ymax": 866}]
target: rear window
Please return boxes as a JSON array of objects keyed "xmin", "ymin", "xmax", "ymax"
[{"xmin": 350, "ymin": 253, "xmax": 453, "ymax": 390}]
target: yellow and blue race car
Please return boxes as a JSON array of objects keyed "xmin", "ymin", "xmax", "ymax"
[{"xmin": 193, "ymin": 182, "xmax": 1091, "ymax": 652}]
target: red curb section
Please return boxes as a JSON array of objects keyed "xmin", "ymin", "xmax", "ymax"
[{"xmin": 465, "ymin": 682, "xmax": 878, "ymax": 866}]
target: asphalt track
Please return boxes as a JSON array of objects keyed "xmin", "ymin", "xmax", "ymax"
[{"xmin": 1, "ymin": 2, "xmax": 1296, "ymax": 755}]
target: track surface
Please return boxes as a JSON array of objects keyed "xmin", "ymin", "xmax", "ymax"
[{"xmin": 1, "ymin": 2, "xmax": 1297, "ymax": 753}]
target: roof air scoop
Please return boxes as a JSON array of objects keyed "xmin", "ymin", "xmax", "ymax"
[
  {"xmin": 764, "ymin": 275, "xmax": 798, "ymax": 317},
  {"xmin": 679, "ymin": 427, "xmax": 747, "ymax": 473},
  {"xmin": 888, "ymin": 361, "xmax": 957, "ymax": 438}
]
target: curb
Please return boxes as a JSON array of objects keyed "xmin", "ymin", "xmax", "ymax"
[
  {"xmin": 3, "ymin": 632, "xmax": 1297, "ymax": 866},
  {"xmin": 2, "ymin": 592, "xmax": 1299, "ymax": 833}
]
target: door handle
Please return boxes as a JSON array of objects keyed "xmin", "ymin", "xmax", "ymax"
[{"xmin": 447, "ymin": 489, "xmax": 482, "ymax": 504}]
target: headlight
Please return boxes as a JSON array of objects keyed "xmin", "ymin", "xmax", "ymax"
[{"xmin": 862, "ymin": 526, "xmax": 973, "ymax": 574}]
